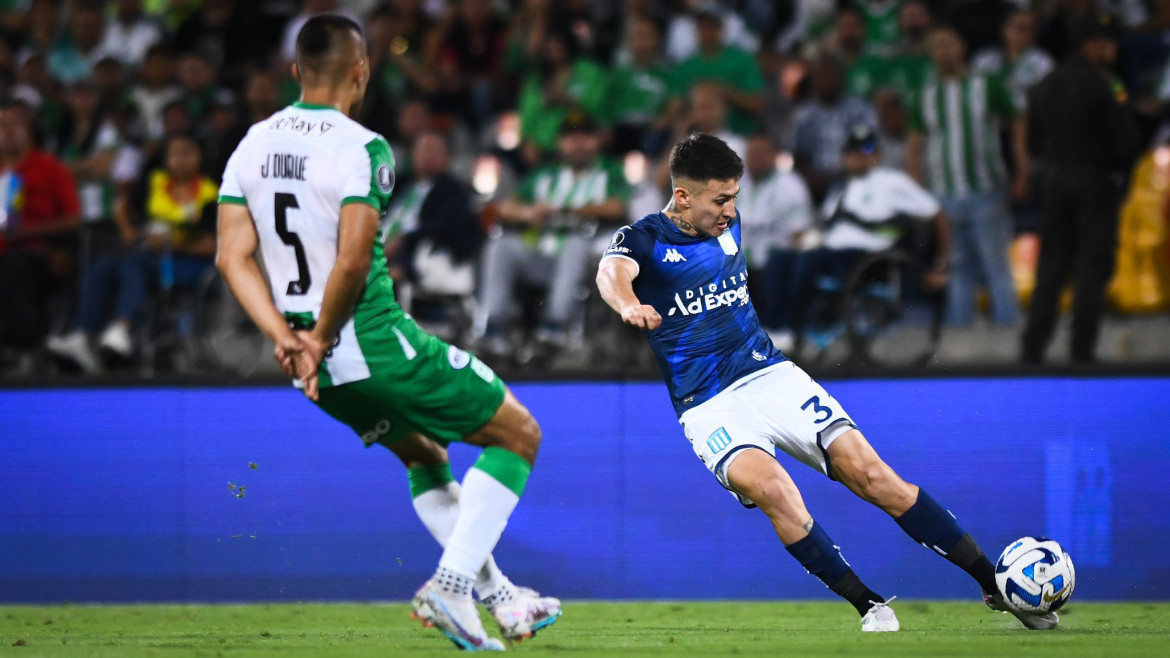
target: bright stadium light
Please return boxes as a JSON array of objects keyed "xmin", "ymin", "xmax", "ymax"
[
  {"xmin": 624, "ymin": 151, "xmax": 647, "ymax": 185},
  {"xmin": 473, "ymin": 155, "xmax": 501, "ymax": 196}
]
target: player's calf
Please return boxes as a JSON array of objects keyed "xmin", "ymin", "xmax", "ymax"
[
  {"xmin": 828, "ymin": 431, "xmax": 1000, "ymax": 597},
  {"xmin": 726, "ymin": 449, "xmax": 890, "ymax": 621},
  {"xmin": 422, "ymin": 391, "xmax": 541, "ymax": 638}
]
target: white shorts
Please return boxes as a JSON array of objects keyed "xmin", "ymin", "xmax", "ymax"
[{"xmin": 679, "ymin": 361, "xmax": 858, "ymax": 507}]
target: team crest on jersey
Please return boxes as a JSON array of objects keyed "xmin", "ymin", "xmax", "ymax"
[
  {"xmin": 377, "ymin": 163, "xmax": 394, "ymax": 193},
  {"xmin": 448, "ymin": 345, "xmax": 471, "ymax": 369},
  {"xmin": 606, "ymin": 229, "xmax": 631, "ymax": 255}
]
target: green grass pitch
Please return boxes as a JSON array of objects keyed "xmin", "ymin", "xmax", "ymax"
[{"xmin": 2, "ymin": 601, "xmax": 1167, "ymax": 657}]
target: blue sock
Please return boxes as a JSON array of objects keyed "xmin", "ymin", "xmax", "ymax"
[
  {"xmin": 895, "ymin": 488, "xmax": 964, "ymax": 554},
  {"xmin": 786, "ymin": 521, "xmax": 883, "ymax": 616},
  {"xmin": 896, "ymin": 489, "xmax": 997, "ymax": 593}
]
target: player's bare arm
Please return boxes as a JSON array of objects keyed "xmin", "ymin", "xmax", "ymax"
[
  {"xmin": 215, "ymin": 203, "xmax": 312, "ymax": 383},
  {"xmin": 298, "ymin": 201, "xmax": 381, "ymax": 400},
  {"xmin": 596, "ymin": 257, "xmax": 661, "ymax": 330}
]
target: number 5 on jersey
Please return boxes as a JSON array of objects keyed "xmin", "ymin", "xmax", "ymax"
[{"xmin": 274, "ymin": 192, "xmax": 311, "ymax": 295}]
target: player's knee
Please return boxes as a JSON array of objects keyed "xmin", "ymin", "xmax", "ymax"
[
  {"xmin": 849, "ymin": 460, "xmax": 899, "ymax": 502},
  {"xmin": 749, "ymin": 475, "xmax": 798, "ymax": 518},
  {"xmin": 494, "ymin": 410, "xmax": 540, "ymax": 465},
  {"xmin": 512, "ymin": 414, "xmax": 542, "ymax": 464}
]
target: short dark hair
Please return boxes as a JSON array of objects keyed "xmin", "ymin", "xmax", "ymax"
[
  {"xmin": 295, "ymin": 14, "xmax": 365, "ymax": 81},
  {"xmin": 164, "ymin": 131, "xmax": 202, "ymax": 155},
  {"xmin": 669, "ymin": 133, "xmax": 744, "ymax": 183}
]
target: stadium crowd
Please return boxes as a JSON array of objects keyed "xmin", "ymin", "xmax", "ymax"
[{"xmin": 0, "ymin": 0, "xmax": 1169, "ymax": 378}]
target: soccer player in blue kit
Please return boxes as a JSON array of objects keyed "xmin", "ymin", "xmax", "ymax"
[{"xmin": 596, "ymin": 134, "xmax": 1057, "ymax": 632}]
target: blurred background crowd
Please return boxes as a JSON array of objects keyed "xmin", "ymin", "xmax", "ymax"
[{"xmin": 1, "ymin": 0, "xmax": 1169, "ymax": 380}]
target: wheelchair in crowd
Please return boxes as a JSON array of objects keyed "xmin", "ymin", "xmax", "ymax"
[
  {"xmin": 138, "ymin": 258, "xmax": 268, "ymax": 377},
  {"xmin": 790, "ymin": 229, "xmax": 947, "ymax": 370}
]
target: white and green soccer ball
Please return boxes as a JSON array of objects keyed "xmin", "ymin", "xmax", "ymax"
[{"xmin": 994, "ymin": 536, "xmax": 1075, "ymax": 614}]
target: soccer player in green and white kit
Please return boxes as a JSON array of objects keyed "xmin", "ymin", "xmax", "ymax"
[{"xmin": 215, "ymin": 15, "xmax": 559, "ymax": 652}]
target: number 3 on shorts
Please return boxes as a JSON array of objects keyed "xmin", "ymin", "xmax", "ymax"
[{"xmin": 801, "ymin": 395, "xmax": 833, "ymax": 424}]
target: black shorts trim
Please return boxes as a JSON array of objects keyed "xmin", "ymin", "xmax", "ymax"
[{"xmin": 816, "ymin": 418, "xmax": 858, "ymax": 481}]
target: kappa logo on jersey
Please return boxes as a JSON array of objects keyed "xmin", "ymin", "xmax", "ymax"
[
  {"xmin": 377, "ymin": 163, "xmax": 394, "ymax": 193},
  {"xmin": 662, "ymin": 248, "xmax": 687, "ymax": 263},
  {"xmin": 667, "ymin": 272, "xmax": 751, "ymax": 317}
]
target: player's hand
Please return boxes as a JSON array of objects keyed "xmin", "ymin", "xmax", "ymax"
[
  {"xmin": 292, "ymin": 331, "xmax": 329, "ymax": 402},
  {"xmin": 273, "ymin": 334, "xmax": 301, "ymax": 378},
  {"xmin": 620, "ymin": 304, "xmax": 662, "ymax": 331}
]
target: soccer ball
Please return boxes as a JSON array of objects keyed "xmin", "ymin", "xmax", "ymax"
[{"xmin": 994, "ymin": 537, "xmax": 1075, "ymax": 614}]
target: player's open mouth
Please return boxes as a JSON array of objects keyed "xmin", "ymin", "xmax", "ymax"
[{"xmin": 715, "ymin": 221, "xmax": 729, "ymax": 230}]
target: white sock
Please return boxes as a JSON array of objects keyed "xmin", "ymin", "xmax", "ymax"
[
  {"xmin": 413, "ymin": 482, "xmax": 511, "ymax": 597},
  {"xmin": 437, "ymin": 468, "xmax": 520, "ymax": 584}
]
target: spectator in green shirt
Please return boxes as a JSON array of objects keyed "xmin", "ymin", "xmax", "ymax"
[
  {"xmin": 828, "ymin": 4, "xmax": 896, "ymax": 101},
  {"xmin": 47, "ymin": 2, "xmax": 111, "ymax": 85},
  {"xmin": 906, "ymin": 26, "xmax": 1026, "ymax": 327},
  {"xmin": 858, "ymin": 0, "xmax": 904, "ymax": 55},
  {"xmin": 610, "ymin": 14, "xmax": 678, "ymax": 156},
  {"xmin": 672, "ymin": 7, "xmax": 765, "ymax": 136},
  {"xmin": 517, "ymin": 27, "xmax": 610, "ymax": 157},
  {"xmin": 883, "ymin": 0, "xmax": 934, "ymax": 99},
  {"xmin": 479, "ymin": 112, "xmax": 630, "ymax": 355}
]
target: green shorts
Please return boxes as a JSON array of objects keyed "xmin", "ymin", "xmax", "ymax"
[{"xmin": 314, "ymin": 317, "xmax": 506, "ymax": 447}]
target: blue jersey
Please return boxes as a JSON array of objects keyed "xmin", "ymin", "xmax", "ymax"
[{"xmin": 603, "ymin": 211, "xmax": 786, "ymax": 416}]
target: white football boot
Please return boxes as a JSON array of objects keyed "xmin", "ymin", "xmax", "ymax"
[
  {"xmin": 484, "ymin": 584, "xmax": 562, "ymax": 643},
  {"xmin": 410, "ymin": 580, "xmax": 505, "ymax": 651},
  {"xmin": 860, "ymin": 596, "xmax": 900, "ymax": 632},
  {"xmin": 984, "ymin": 590, "xmax": 1060, "ymax": 630}
]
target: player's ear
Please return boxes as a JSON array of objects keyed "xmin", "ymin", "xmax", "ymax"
[
  {"xmin": 674, "ymin": 185, "xmax": 691, "ymax": 210},
  {"xmin": 354, "ymin": 56, "xmax": 368, "ymax": 88},
  {"xmin": 291, "ymin": 62, "xmax": 301, "ymax": 84}
]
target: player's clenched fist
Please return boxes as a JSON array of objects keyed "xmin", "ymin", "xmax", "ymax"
[{"xmin": 620, "ymin": 304, "xmax": 662, "ymax": 330}]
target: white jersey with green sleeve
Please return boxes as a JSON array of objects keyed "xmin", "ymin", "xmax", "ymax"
[{"xmin": 218, "ymin": 101, "xmax": 398, "ymax": 387}]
